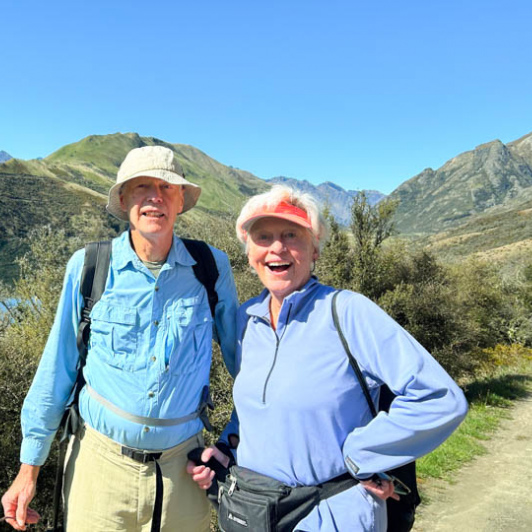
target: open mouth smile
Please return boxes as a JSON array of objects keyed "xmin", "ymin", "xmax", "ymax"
[
  {"xmin": 142, "ymin": 211, "xmax": 165, "ymax": 218},
  {"xmin": 266, "ymin": 261, "xmax": 291, "ymax": 272}
]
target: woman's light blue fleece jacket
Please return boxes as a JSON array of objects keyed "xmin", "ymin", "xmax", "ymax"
[{"xmin": 224, "ymin": 277, "xmax": 468, "ymax": 531}]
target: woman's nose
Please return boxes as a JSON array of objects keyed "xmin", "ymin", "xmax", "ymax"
[{"xmin": 269, "ymin": 238, "xmax": 285, "ymax": 253}]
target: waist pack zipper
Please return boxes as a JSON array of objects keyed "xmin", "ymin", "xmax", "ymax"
[
  {"xmin": 223, "ymin": 474, "xmax": 290, "ymax": 498},
  {"xmin": 228, "ymin": 475, "xmax": 237, "ymax": 496}
]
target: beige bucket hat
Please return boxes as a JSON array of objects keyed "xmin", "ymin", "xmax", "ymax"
[{"xmin": 106, "ymin": 145, "xmax": 202, "ymax": 220}]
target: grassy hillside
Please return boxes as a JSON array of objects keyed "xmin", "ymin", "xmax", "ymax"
[
  {"xmin": 0, "ymin": 133, "xmax": 267, "ymax": 285},
  {"xmin": 0, "ymin": 172, "xmax": 111, "ymax": 283},
  {"xmin": 44, "ymin": 133, "xmax": 270, "ymax": 213},
  {"xmin": 1, "ymin": 133, "xmax": 268, "ymax": 212},
  {"xmin": 172, "ymin": 143, "xmax": 268, "ymax": 215},
  {"xmin": 417, "ymin": 189, "xmax": 532, "ymax": 268}
]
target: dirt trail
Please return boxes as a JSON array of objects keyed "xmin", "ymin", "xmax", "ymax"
[{"xmin": 412, "ymin": 396, "xmax": 532, "ymax": 531}]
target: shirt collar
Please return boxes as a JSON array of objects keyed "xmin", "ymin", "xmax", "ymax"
[
  {"xmin": 112, "ymin": 231, "xmax": 196, "ymax": 271},
  {"xmin": 245, "ymin": 276, "xmax": 320, "ymax": 319}
]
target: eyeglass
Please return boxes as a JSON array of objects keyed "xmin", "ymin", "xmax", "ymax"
[
  {"xmin": 374, "ymin": 472, "xmax": 412, "ymax": 496},
  {"xmin": 389, "ymin": 474, "xmax": 412, "ymax": 496}
]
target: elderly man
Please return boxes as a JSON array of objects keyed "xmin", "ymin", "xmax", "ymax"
[{"xmin": 1, "ymin": 146, "xmax": 238, "ymax": 531}]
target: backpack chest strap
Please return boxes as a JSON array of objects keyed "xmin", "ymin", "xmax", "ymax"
[{"xmin": 85, "ymin": 384, "xmax": 213, "ymax": 428}]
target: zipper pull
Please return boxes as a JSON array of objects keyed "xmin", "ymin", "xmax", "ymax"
[{"xmin": 227, "ymin": 474, "xmax": 237, "ymax": 496}]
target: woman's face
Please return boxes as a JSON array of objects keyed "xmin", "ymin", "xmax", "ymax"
[{"xmin": 247, "ymin": 217, "xmax": 318, "ymax": 303}]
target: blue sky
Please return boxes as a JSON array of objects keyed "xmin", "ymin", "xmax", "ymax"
[{"xmin": 1, "ymin": 0, "xmax": 531, "ymax": 194}]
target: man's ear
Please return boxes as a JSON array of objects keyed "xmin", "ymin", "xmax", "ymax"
[
  {"xmin": 118, "ymin": 183, "xmax": 128, "ymax": 212},
  {"xmin": 177, "ymin": 186, "xmax": 185, "ymax": 214},
  {"xmin": 119, "ymin": 193, "xmax": 127, "ymax": 212}
]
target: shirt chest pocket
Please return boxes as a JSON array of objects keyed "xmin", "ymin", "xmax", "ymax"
[
  {"xmin": 89, "ymin": 303, "xmax": 141, "ymax": 371},
  {"xmin": 166, "ymin": 297, "xmax": 213, "ymax": 375}
]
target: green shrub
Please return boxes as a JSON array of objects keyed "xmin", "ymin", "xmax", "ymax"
[
  {"xmin": 2, "ymin": 204, "xmax": 532, "ymax": 529},
  {"xmin": 468, "ymin": 344, "xmax": 532, "ymax": 376},
  {"xmin": 0, "ymin": 212, "xmax": 119, "ymax": 529},
  {"xmin": 316, "ymin": 211, "xmax": 354, "ymax": 289}
]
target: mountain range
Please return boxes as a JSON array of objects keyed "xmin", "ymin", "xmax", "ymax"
[
  {"xmin": 390, "ymin": 132, "xmax": 532, "ymax": 234},
  {"xmin": 267, "ymin": 177, "xmax": 385, "ymax": 226},
  {"xmin": 0, "ymin": 151, "xmax": 12, "ymax": 163},
  {"xmin": 1, "ymin": 130, "xmax": 532, "ymax": 283}
]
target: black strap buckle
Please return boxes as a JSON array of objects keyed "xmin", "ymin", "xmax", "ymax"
[
  {"xmin": 121, "ymin": 447, "xmax": 163, "ymax": 463},
  {"xmin": 198, "ymin": 386, "xmax": 214, "ymax": 432}
]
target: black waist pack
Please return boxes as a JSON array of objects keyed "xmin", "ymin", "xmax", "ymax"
[{"xmin": 215, "ymin": 466, "xmax": 357, "ymax": 532}]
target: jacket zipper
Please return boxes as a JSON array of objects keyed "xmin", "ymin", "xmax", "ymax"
[
  {"xmin": 261, "ymin": 304, "xmax": 292, "ymax": 404},
  {"xmin": 262, "ymin": 334, "xmax": 280, "ymax": 403}
]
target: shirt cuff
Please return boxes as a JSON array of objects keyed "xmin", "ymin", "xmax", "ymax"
[{"xmin": 20, "ymin": 437, "xmax": 52, "ymax": 466}]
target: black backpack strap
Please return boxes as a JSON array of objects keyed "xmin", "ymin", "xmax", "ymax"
[
  {"xmin": 181, "ymin": 238, "xmax": 219, "ymax": 319},
  {"xmin": 331, "ymin": 291, "xmax": 378, "ymax": 418},
  {"xmin": 76, "ymin": 240, "xmax": 112, "ymax": 374},
  {"xmin": 52, "ymin": 240, "xmax": 111, "ymax": 532}
]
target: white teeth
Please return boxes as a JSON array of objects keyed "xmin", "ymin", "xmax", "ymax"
[
  {"xmin": 143, "ymin": 212, "xmax": 163, "ymax": 217},
  {"xmin": 268, "ymin": 262, "xmax": 290, "ymax": 267}
]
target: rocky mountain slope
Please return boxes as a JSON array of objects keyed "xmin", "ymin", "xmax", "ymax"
[{"xmin": 390, "ymin": 132, "xmax": 532, "ymax": 235}]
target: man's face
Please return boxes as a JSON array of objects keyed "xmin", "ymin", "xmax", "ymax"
[{"xmin": 119, "ymin": 177, "xmax": 184, "ymax": 238}]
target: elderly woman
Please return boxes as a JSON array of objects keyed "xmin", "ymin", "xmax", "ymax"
[{"xmin": 188, "ymin": 185, "xmax": 468, "ymax": 531}]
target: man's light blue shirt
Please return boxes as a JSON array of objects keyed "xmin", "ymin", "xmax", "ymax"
[{"xmin": 21, "ymin": 231, "xmax": 238, "ymax": 465}]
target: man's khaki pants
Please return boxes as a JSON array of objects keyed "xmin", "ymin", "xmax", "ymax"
[{"xmin": 63, "ymin": 424, "xmax": 210, "ymax": 531}]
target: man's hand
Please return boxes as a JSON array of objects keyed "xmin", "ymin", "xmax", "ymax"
[
  {"xmin": 186, "ymin": 446, "xmax": 230, "ymax": 490},
  {"xmin": 1, "ymin": 464, "xmax": 41, "ymax": 531}
]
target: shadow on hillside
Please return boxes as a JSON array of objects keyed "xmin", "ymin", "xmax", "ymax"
[{"xmin": 464, "ymin": 373, "xmax": 532, "ymax": 405}]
